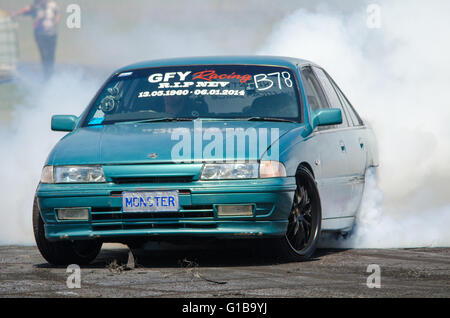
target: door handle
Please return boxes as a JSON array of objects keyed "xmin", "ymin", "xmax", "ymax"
[
  {"xmin": 339, "ymin": 140, "xmax": 346, "ymax": 153},
  {"xmin": 359, "ymin": 138, "xmax": 365, "ymax": 150}
]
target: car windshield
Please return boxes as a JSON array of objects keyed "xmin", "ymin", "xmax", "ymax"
[{"xmin": 82, "ymin": 64, "xmax": 301, "ymax": 126}]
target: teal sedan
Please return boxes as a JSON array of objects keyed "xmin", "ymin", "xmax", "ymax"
[{"xmin": 34, "ymin": 56, "xmax": 378, "ymax": 265}]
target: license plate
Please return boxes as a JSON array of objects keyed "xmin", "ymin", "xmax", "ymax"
[{"xmin": 122, "ymin": 191, "xmax": 179, "ymax": 212}]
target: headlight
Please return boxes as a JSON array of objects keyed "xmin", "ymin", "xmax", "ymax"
[
  {"xmin": 200, "ymin": 163, "xmax": 259, "ymax": 180},
  {"xmin": 41, "ymin": 165, "xmax": 106, "ymax": 183},
  {"xmin": 259, "ymin": 161, "xmax": 286, "ymax": 178},
  {"xmin": 199, "ymin": 161, "xmax": 286, "ymax": 180}
]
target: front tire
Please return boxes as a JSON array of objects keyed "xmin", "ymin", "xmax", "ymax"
[
  {"xmin": 33, "ymin": 196, "xmax": 102, "ymax": 265},
  {"xmin": 275, "ymin": 166, "xmax": 322, "ymax": 261}
]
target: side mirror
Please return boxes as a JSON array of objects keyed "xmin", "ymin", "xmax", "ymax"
[
  {"xmin": 51, "ymin": 115, "xmax": 78, "ymax": 132},
  {"xmin": 312, "ymin": 108, "xmax": 342, "ymax": 128}
]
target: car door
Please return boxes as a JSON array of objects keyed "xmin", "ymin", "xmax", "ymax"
[
  {"xmin": 299, "ymin": 66, "xmax": 353, "ymax": 220},
  {"xmin": 314, "ymin": 67, "xmax": 368, "ymax": 217},
  {"xmin": 327, "ymin": 75, "xmax": 369, "ymax": 213}
]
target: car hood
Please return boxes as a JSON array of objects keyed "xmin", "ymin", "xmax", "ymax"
[{"xmin": 47, "ymin": 120, "xmax": 301, "ymax": 165}]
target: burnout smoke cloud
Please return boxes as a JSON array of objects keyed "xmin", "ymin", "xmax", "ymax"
[
  {"xmin": 260, "ymin": 0, "xmax": 450, "ymax": 248},
  {"xmin": 0, "ymin": 70, "xmax": 100, "ymax": 244}
]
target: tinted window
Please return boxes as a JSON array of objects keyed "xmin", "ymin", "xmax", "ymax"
[
  {"xmin": 300, "ymin": 66, "xmax": 328, "ymax": 112},
  {"xmin": 82, "ymin": 65, "xmax": 301, "ymax": 126},
  {"xmin": 330, "ymin": 78, "xmax": 364, "ymax": 126},
  {"xmin": 314, "ymin": 68, "xmax": 342, "ymax": 108},
  {"xmin": 313, "ymin": 67, "xmax": 348, "ymax": 128}
]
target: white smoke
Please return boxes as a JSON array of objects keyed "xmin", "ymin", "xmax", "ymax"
[
  {"xmin": 260, "ymin": 0, "xmax": 450, "ymax": 248},
  {"xmin": 0, "ymin": 69, "xmax": 101, "ymax": 245},
  {"xmin": 337, "ymin": 168, "xmax": 450, "ymax": 248}
]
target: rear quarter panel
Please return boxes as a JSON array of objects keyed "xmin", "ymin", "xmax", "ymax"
[{"xmin": 365, "ymin": 122, "xmax": 379, "ymax": 167}]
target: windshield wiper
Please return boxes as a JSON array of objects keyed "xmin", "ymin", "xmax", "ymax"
[
  {"xmin": 245, "ymin": 117, "xmax": 297, "ymax": 123},
  {"xmin": 106, "ymin": 117, "xmax": 297, "ymax": 125},
  {"xmin": 113, "ymin": 117, "xmax": 194, "ymax": 125}
]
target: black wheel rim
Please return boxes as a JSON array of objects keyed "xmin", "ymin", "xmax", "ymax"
[{"xmin": 286, "ymin": 184, "xmax": 314, "ymax": 253}]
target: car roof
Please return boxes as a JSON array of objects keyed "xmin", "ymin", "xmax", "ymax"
[{"xmin": 115, "ymin": 55, "xmax": 316, "ymax": 73}]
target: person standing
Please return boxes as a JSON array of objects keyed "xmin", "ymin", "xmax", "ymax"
[{"xmin": 12, "ymin": 0, "xmax": 61, "ymax": 79}]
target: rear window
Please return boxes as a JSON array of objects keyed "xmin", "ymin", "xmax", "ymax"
[{"xmin": 82, "ymin": 65, "xmax": 301, "ymax": 126}]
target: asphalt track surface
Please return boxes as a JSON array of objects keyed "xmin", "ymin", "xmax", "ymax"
[{"xmin": 0, "ymin": 243, "xmax": 448, "ymax": 298}]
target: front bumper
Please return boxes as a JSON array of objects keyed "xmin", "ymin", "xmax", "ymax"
[{"xmin": 36, "ymin": 177, "xmax": 296, "ymax": 242}]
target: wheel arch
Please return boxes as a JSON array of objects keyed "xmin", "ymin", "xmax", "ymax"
[{"xmin": 297, "ymin": 161, "xmax": 315, "ymax": 179}]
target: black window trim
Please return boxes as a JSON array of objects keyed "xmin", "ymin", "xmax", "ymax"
[
  {"xmin": 298, "ymin": 65, "xmax": 330, "ymax": 113},
  {"xmin": 309, "ymin": 65, "xmax": 350, "ymax": 129},
  {"xmin": 299, "ymin": 65, "xmax": 331, "ymax": 130},
  {"xmin": 323, "ymin": 69, "xmax": 364, "ymax": 127}
]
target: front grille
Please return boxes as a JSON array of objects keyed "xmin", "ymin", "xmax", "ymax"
[
  {"xmin": 182, "ymin": 205, "xmax": 212, "ymax": 210},
  {"xmin": 91, "ymin": 212, "xmax": 214, "ymax": 221},
  {"xmin": 122, "ymin": 223, "xmax": 217, "ymax": 230},
  {"xmin": 91, "ymin": 207, "xmax": 122, "ymax": 213},
  {"xmin": 122, "ymin": 211, "xmax": 213, "ymax": 219},
  {"xmin": 90, "ymin": 205, "xmax": 214, "ymax": 221},
  {"xmin": 91, "ymin": 213, "xmax": 122, "ymax": 221},
  {"xmin": 90, "ymin": 205, "xmax": 216, "ymax": 232},
  {"xmin": 92, "ymin": 224, "xmax": 122, "ymax": 231},
  {"xmin": 111, "ymin": 176, "xmax": 193, "ymax": 184},
  {"xmin": 151, "ymin": 223, "xmax": 183, "ymax": 229},
  {"xmin": 92, "ymin": 223, "xmax": 217, "ymax": 231}
]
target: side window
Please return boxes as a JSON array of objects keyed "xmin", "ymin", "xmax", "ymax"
[
  {"xmin": 313, "ymin": 67, "xmax": 348, "ymax": 128},
  {"xmin": 329, "ymin": 76, "xmax": 364, "ymax": 126},
  {"xmin": 300, "ymin": 66, "xmax": 329, "ymax": 112}
]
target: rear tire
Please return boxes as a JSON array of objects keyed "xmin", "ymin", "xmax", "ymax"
[
  {"xmin": 33, "ymin": 196, "xmax": 102, "ymax": 265},
  {"xmin": 274, "ymin": 166, "xmax": 322, "ymax": 261}
]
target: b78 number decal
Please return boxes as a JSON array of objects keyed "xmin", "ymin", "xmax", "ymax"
[{"xmin": 253, "ymin": 71, "xmax": 293, "ymax": 90}]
